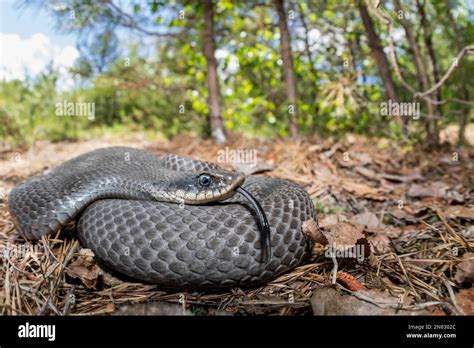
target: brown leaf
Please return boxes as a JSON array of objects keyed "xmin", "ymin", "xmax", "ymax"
[
  {"xmin": 454, "ymin": 252, "xmax": 474, "ymax": 285},
  {"xmin": 302, "ymin": 219, "xmax": 327, "ymax": 245},
  {"xmin": 444, "ymin": 206, "xmax": 474, "ymax": 220},
  {"xmin": 321, "ymin": 222, "xmax": 370, "ymax": 259},
  {"xmin": 369, "ymin": 232, "xmax": 392, "ymax": 254},
  {"xmin": 321, "ymin": 143, "xmax": 343, "ymax": 159},
  {"xmin": 318, "ymin": 213, "xmax": 345, "ymax": 228},
  {"xmin": 462, "ymin": 225, "xmax": 474, "ymax": 239},
  {"xmin": 407, "ymin": 182, "xmax": 448, "ymax": 199},
  {"xmin": 114, "ymin": 301, "xmax": 193, "ymax": 316},
  {"xmin": 354, "ymin": 166, "xmax": 380, "ymax": 181},
  {"xmin": 389, "ymin": 208, "xmax": 417, "ymax": 223},
  {"xmin": 351, "ymin": 212, "xmax": 381, "ymax": 229},
  {"xmin": 351, "ymin": 152, "xmax": 373, "ymax": 165},
  {"xmin": 313, "ymin": 163, "xmax": 337, "ymax": 184},
  {"xmin": 323, "ymin": 222, "xmax": 365, "ymax": 249},
  {"xmin": 381, "ymin": 172, "xmax": 423, "ymax": 183},
  {"xmin": 455, "ymin": 288, "xmax": 474, "ymax": 315},
  {"xmin": 311, "ymin": 286, "xmax": 430, "ymax": 315},
  {"xmin": 342, "ymin": 181, "xmax": 385, "ymax": 200},
  {"xmin": 66, "ymin": 248, "xmax": 101, "ymax": 289}
]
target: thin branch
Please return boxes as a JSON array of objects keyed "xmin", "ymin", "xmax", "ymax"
[
  {"xmin": 104, "ymin": 0, "xmax": 181, "ymax": 38},
  {"xmin": 370, "ymin": 0, "xmax": 474, "ymax": 105},
  {"xmin": 414, "ymin": 45, "xmax": 474, "ymax": 98}
]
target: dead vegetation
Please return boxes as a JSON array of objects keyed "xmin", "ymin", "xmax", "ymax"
[{"xmin": 0, "ymin": 134, "xmax": 473, "ymax": 315}]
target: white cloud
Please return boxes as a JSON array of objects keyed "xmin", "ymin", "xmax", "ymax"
[{"xmin": 0, "ymin": 32, "xmax": 79, "ymax": 91}]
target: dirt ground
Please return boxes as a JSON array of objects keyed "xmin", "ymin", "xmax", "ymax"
[{"xmin": 1, "ymin": 133, "xmax": 473, "ymax": 315}]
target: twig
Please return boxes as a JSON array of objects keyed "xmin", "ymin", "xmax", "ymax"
[
  {"xmin": 337, "ymin": 284, "xmax": 441, "ymax": 310},
  {"xmin": 442, "ymin": 277, "xmax": 463, "ymax": 315},
  {"xmin": 414, "ymin": 45, "xmax": 474, "ymax": 99},
  {"xmin": 330, "ymin": 252, "xmax": 338, "ymax": 284},
  {"xmin": 370, "ymin": 0, "xmax": 474, "ymax": 105},
  {"xmin": 104, "ymin": 0, "xmax": 181, "ymax": 38}
]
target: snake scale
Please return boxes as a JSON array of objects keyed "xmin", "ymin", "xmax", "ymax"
[{"xmin": 8, "ymin": 147, "xmax": 315, "ymax": 289}]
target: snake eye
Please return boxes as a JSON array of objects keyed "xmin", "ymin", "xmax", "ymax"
[{"xmin": 198, "ymin": 174, "xmax": 211, "ymax": 187}]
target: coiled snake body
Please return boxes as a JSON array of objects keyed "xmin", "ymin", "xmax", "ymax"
[{"xmin": 8, "ymin": 147, "xmax": 315, "ymax": 289}]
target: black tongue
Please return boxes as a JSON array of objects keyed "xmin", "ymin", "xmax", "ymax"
[{"xmin": 235, "ymin": 186, "xmax": 271, "ymax": 263}]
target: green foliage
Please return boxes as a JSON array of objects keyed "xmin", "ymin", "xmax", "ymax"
[{"xmin": 1, "ymin": 0, "xmax": 471, "ymax": 147}]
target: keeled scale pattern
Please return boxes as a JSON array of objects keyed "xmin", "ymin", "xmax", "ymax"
[
  {"xmin": 9, "ymin": 147, "xmax": 316, "ymax": 288},
  {"xmin": 78, "ymin": 176, "xmax": 315, "ymax": 289}
]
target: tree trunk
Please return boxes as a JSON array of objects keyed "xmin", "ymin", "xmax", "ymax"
[
  {"xmin": 416, "ymin": 0, "xmax": 441, "ymax": 146},
  {"xmin": 446, "ymin": 3, "xmax": 470, "ymax": 146},
  {"xmin": 297, "ymin": 1, "xmax": 318, "ymax": 102},
  {"xmin": 202, "ymin": 0, "xmax": 226, "ymax": 144},
  {"xmin": 393, "ymin": 0, "xmax": 436, "ymax": 140},
  {"xmin": 357, "ymin": 0, "xmax": 405, "ymax": 130},
  {"xmin": 275, "ymin": 0, "xmax": 299, "ymax": 138}
]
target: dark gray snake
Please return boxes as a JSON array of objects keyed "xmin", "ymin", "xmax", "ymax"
[{"xmin": 8, "ymin": 147, "xmax": 315, "ymax": 289}]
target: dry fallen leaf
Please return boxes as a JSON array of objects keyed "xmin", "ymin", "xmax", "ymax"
[
  {"xmin": 66, "ymin": 248, "xmax": 101, "ymax": 289},
  {"xmin": 455, "ymin": 288, "xmax": 474, "ymax": 315},
  {"xmin": 320, "ymin": 222, "xmax": 370, "ymax": 259},
  {"xmin": 454, "ymin": 253, "xmax": 474, "ymax": 285},
  {"xmin": 313, "ymin": 163, "xmax": 337, "ymax": 183},
  {"xmin": 443, "ymin": 206, "xmax": 474, "ymax": 220},
  {"xmin": 354, "ymin": 166, "xmax": 380, "ymax": 181},
  {"xmin": 351, "ymin": 212, "xmax": 381, "ymax": 229},
  {"xmin": 351, "ymin": 152, "xmax": 373, "ymax": 165},
  {"xmin": 342, "ymin": 181, "xmax": 385, "ymax": 200},
  {"xmin": 381, "ymin": 172, "xmax": 423, "ymax": 183},
  {"xmin": 323, "ymin": 222, "xmax": 365, "ymax": 248},
  {"xmin": 311, "ymin": 286, "xmax": 430, "ymax": 315},
  {"xmin": 389, "ymin": 208, "xmax": 417, "ymax": 223},
  {"xmin": 113, "ymin": 301, "xmax": 193, "ymax": 316},
  {"xmin": 368, "ymin": 232, "xmax": 392, "ymax": 254},
  {"xmin": 407, "ymin": 182, "xmax": 448, "ymax": 199},
  {"xmin": 302, "ymin": 219, "xmax": 327, "ymax": 245},
  {"xmin": 462, "ymin": 225, "xmax": 474, "ymax": 239},
  {"xmin": 318, "ymin": 213, "xmax": 345, "ymax": 228}
]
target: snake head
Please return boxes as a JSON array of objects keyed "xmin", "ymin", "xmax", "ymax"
[{"xmin": 150, "ymin": 170, "xmax": 246, "ymax": 204}]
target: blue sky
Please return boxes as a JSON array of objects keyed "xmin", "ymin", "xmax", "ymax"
[
  {"xmin": 0, "ymin": 0, "xmax": 81, "ymax": 87},
  {"xmin": 0, "ymin": 0, "xmax": 161, "ymax": 86},
  {"xmin": 0, "ymin": 0, "xmax": 76, "ymax": 47}
]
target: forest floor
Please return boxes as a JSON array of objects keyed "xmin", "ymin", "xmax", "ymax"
[{"xmin": 0, "ymin": 133, "xmax": 473, "ymax": 316}]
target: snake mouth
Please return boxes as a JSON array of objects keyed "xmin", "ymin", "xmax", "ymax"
[{"xmin": 235, "ymin": 186, "xmax": 271, "ymax": 263}]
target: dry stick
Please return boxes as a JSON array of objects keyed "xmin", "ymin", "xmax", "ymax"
[
  {"xmin": 436, "ymin": 210, "xmax": 472, "ymax": 252},
  {"xmin": 62, "ymin": 285, "xmax": 76, "ymax": 316},
  {"xmin": 330, "ymin": 252, "xmax": 338, "ymax": 284},
  {"xmin": 415, "ymin": 45, "xmax": 474, "ymax": 99},
  {"xmin": 443, "ymin": 277, "xmax": 463, "ymax": 315},
  {"xmin": 0, "ymin": 303, "xmax": 28, "ymax": 315},
  {"xmin": 105, "ymin": 0, "xmax": 180, "ymax": 38},
  {"xmin": 39, "ymin": 239, "xmax": 78, "ymax": 315},
  {"xmin": 336, "ymin": 284, "xmax": 441, "ymax": 310},
  {"xmin": 421, "ymin": 220, "xmax": 447, "ymax": 244},
  {"xmin": 370, "ymin": 0, "xmax": 474, "ymax": 105},
  {"xmin": 395, "ymin": 255, "xmax": 420, "ymax": 300}
]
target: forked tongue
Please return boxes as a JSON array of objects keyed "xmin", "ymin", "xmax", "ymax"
[{"xmin": 235, "ymin": 187, "xmax": 271, "ymax": 263}]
